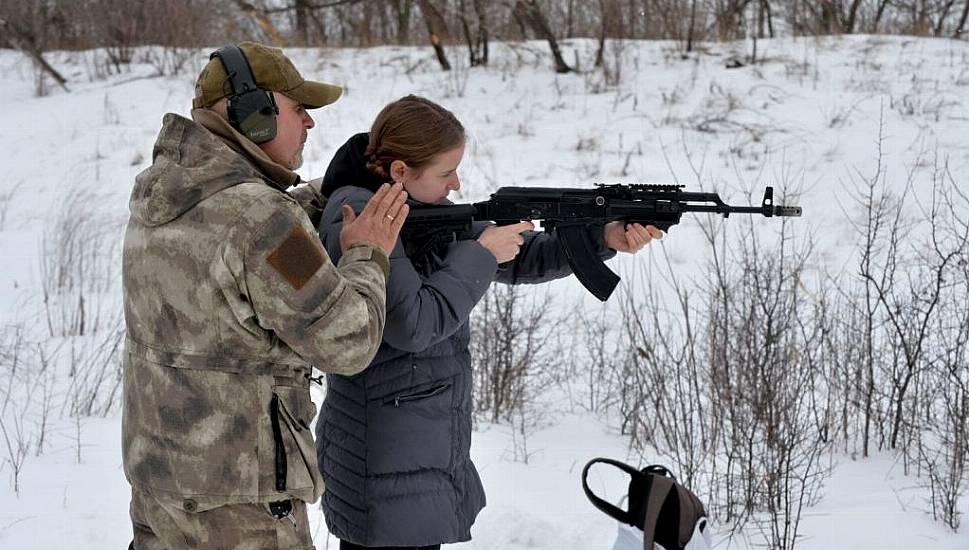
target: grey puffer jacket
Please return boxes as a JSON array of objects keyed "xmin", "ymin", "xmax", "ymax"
[{"xmin": 314, "ymin": 133, "xmax": 615, "ymax": 546}]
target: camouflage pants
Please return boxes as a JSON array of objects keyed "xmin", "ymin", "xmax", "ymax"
[{"xmin": 129, "ymin": 488, "xmax": 315, "ymax": 550}]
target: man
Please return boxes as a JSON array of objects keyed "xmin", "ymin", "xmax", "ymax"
[{"xmin": 121, "ymin": 42, "xmax": 408, "ymax": 549}]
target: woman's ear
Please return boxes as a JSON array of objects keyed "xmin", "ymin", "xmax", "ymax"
[{"xmin": 389, "ymin": 159, "xmax": 408, "ymax": 183}]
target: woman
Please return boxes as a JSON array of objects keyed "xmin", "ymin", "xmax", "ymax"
[{"xmin": 315, "ymin": 95, "xmax": 661, "ymax": 550}]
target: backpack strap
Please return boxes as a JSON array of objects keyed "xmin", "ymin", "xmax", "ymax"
[
  {"xmin": 581, "ymin": 457, "xmax": 649, "ymax": 527},
  {"xmin": 642, "ymin": 473, "xmax": 676, "ymax": 549}
]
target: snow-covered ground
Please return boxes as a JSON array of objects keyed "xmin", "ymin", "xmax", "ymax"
[{"xmin": 0, "ymin": 35, "xmax": 968, "ymax": 549}]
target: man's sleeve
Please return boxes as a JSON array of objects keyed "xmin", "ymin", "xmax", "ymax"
[
  {"xmin": 286, "ymin": 177, "xmax": 326, "ymax": 227},
  {"xmin": 239, "ymin": 195, "xmax": 389, "ymax": 375}
]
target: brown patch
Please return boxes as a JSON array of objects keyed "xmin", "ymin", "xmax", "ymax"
[{"xmin": 267, "ymin": 225, "xmax": 326, "ymax": 290}]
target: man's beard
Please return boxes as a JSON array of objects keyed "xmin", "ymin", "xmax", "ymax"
[{"xmin": 289, "ymin": 145, "xmax": 304, "ymax": 170}]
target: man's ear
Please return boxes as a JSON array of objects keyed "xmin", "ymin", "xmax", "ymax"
[{"xmin": 389, "ymin": 159, "xmax": 408, "ymax": 183}]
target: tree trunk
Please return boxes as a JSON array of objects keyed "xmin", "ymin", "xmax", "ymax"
[
  {"xmin": 514, "ymin": 0, "xmax": 572, "ymax": 73},
  {"xmin": 625, "ymin": 0, "xmax": 636, "ymax": 37},
  {"xmin": 417, "ymin": 0, "xmax": 451, "ymax": 70},
  {"xmin": 935, "ymin": 0, "xmax": 958, "ymax": 36},
  {"xmin": 957, "ymin": 0, "xmax": 969, "ymax": 38},
  {"xmin": 763, "ymin": 0, "xmax": 774, "ymax": 37},
  {"xmin": 459, "ymin": 0, "xmax": 488, "ymax": 66},
  {"xmin": 0, "ymin": 20, "xmax": 69, "ymax": 92},
  {"xmin": 459, "ymin": 3, "xmax": 477, "ymax": 66},
  {"xmin": 566, "ymin": 0, "xmax": 575, "ymax": 37},
  {"xmin": 474, "ymin": 0, "xmax": 489, "ymax": 65},
  {"xmin": 388, "ymin": 0, "xmax": 414, "ymax": 45},
  {"xmin": 595, "ymin": 0, "xmax": 607, "ymax": 67},
  {"xmin": 819, "ymin": 0, "xmax": 839, "ymax": 34},
  {"xmin": 294, "ymin": 0, "xmax": 310, "ymax": 45},
  {"xmin": 845, "ymin": 0, "xmax": 864, "ymax": 33},
  {"xmin": 361, "ymin": 0, "xmax": 375, "ymax": 45},
  {"xmin": 641, "ymin": 0, "xmax": 650, "ymax": 38},
  {"xmin": 890, "ymin": 371, "xmax": 915, "ymax": 449},
  {"xmin": 306, "ymin": 7, "xmax": 328, "ymax": 45},
  {"xmin": 757, "ymin": 0, "xmax": 765, "ymax": 38},
  {"xmin": 872, "ymin": 0, "xmax": 890, "ymax": 33},
  {"xmin": 686, "ymin": 0, "xmax": 698, "ymax": 52},
  {"xmin": 234, "ymin": 0, "xmax": 283, "ymax": 45}
]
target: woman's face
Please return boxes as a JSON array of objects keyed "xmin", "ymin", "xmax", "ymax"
[{"xmin": 392, "ymin": 143, "xmax": 465, "ymax": 204}]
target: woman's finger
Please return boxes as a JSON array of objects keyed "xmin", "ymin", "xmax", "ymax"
[
  {"xmin": 509, "ymin": 221, "xmax": 534, "ymax": 234},
  {"xmin": 637, "ymin": 224, "xmax": 656, "ymax": 245},
  {"xmin": 627, "ymin": 225, "xmax": 648, "ymax": 249}
]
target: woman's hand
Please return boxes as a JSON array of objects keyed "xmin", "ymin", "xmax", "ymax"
[
  {"xmin": 340, "ymin": 182, "xmax": 410, "ymax": 255},
  {"xmin": 477, "ymin": 222, "xmax": 534, "ymax": 263},
  {"xmin": 603, "ymin": 222, "xmax": 663, "ymax": 253}
]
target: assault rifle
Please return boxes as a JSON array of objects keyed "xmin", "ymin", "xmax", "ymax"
[{"xmin": 401, "ymin": 184, "xmax": 802, "ymax": 301}]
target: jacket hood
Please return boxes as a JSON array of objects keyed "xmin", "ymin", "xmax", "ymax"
[
  {"xmin": 320, "ymin": 132, "xmax": 386, "ymax": 198},
  {"xmin": 130, "ymin": 111, "xmax": 299, "ymax": 227}
]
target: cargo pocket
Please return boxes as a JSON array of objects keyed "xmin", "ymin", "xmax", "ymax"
[
  {"xmin": 367, "ymin": 381, "xmax": 454, "ymax": 475},
  {"xmin": 270, "ymin": 385, "xmax": 323, "ymax": 498}
]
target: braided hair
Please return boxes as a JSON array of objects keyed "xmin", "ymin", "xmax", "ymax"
[{"xmin": 364, "ymin": 95, "xmax": 465, "ymax": 180}]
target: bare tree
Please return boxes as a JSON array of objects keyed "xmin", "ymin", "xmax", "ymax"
[
  {"xmin": 910, "ymin": 162, "xmax": 969, "ymax": 531},
  {"xmin": 0, "ymin": 324, "xmax": 33, "ymax": 496},
  {"xmin": 417, "ymin": 0, "xmax": 453, "ymax": 70},
  {"xmin": 39, "ymin": 186, "xmax": 121, "ymax": 339},
  {"xmin": 470, "ymin": 285, "xmax": 556, "ymax": 424},
  {"xmin": 0, "ymin": 14, "xmax": 69, "ymax": 95},
  {"xmin": 458, "ymin": 0, "xmax": 490, "ymax": 66},
  {"xmin": 388, "ymin": 0, "xmax": 416, "ymax": 44},
  {"xmin": 955, "ymin": 0, "xmax": 969, "ymax": 37},
  {"xmin": 234, "ymin": 0, "xmax": 284, "ymax": 45},
  {"xmin": 513, "ymin": 0, "xmax": 573, "ymax": 73}
]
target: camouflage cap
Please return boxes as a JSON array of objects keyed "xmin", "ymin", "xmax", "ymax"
[{"xmin": 193, "ymin": 42, "xmax": 342, "ymax": 110}]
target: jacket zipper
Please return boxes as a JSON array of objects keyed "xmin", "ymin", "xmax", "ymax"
[
  {"xmin": 269, "ymin": 394, "xmax": 287, "ymax": 491},
  {"xmin": 385, "ymin": 382, "xmax": 451, "ymax": 408}
]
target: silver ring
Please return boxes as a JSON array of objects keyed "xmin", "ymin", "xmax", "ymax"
[{"xmin": 385, "ymin": 214, "xmax": 395, "ymax": 221}]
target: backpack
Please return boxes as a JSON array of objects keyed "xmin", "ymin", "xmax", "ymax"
[{"xmin": 582, "ymin": 458, "xmax": 710, "ymax": 550}]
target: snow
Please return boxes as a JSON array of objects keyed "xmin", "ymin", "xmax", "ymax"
[{"xmin": 1, "ymin": 35, "xmax": 968, "ymax": 549}]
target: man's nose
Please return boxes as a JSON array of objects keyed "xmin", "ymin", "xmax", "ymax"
[{"xmin": 303, "ymin": 112, "xmax": 315, "ymax": 129}]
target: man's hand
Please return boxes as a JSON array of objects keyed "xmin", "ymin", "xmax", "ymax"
[
  {"xmin": 477, "ymin": 221, "xmax": 534, "ymax": 263},
  {"xmin": 340, "ymin": 182, "xmax": 410, "ymax": 255},
  {"xmin": 603, "ymin": 221, "xmax": 663, "ymax": 253}
]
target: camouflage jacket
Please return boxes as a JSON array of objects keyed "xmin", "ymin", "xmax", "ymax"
[{"xmin": 121, "ymin": 110, "xmax": 389, "ymax": 511}]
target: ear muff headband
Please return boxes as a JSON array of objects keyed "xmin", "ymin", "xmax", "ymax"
[{"xmin": 210, "ymin": 46, "xmax": 279, "ymax": 144}]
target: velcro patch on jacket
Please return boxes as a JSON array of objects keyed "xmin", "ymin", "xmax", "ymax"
[{"xmin": 267, "ymin": 225, "xmax": 326, "ymax": 291}]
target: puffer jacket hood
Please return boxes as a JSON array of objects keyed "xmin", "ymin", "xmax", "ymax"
[
  {"xmin": 320, "ymin": 132, "xmax": 385, "ymax": 198},
  {"xmin": 130, "ymin": 111, "xmax": 300, "ymax": 227}
]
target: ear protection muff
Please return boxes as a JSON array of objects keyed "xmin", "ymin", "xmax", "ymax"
[{"xmin": 210, "ymin": 45, "xmax": 279, "ymax": 144}]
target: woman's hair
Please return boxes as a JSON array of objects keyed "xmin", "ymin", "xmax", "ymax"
[{"xmin": 365, "ymin": 95, "xmax": 465, "ymax": 179}]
